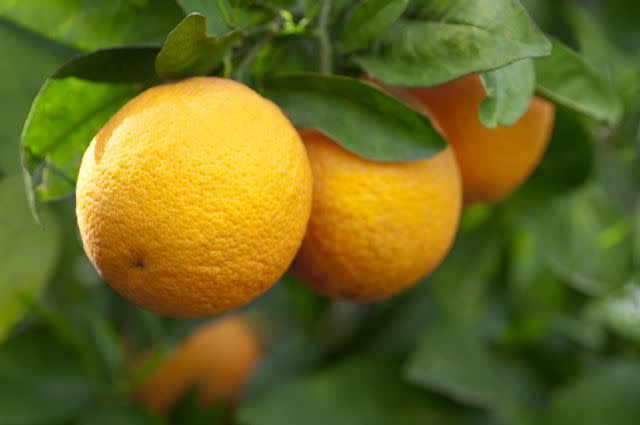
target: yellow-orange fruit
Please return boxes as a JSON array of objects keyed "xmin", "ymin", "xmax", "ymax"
[
  {"xmin": 76, "ymin": 77, "xmax": 312, "ymax": 317},
  {"xmin": 405, "ymin": 74, "xmax": 555, "ymax": 204},
  {"xmin": 292, "ymin": 130, "xmax": 462, "ymax": 302},
  {"xmin": 136, "ymin": 316, "xmax": 261, "ymax": 415}
]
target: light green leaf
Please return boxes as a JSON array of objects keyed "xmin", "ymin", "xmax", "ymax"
[
  {"xmin": 535, "ymin": 39, "xmax": 623, "ymax": 126},
  {"xmin": 338, "ymin": 0, "xmax": 409, "ymax": 54},
  {"xmin": 262, "ymin": 73, "xmax": 445, "ymax": 161},
  {"xmin": 0, "ymin": 176, "xmax": 60, "ymax": 340},
  {"xmin": 155, "ymin": 13, "xmax": 239, "ymax": 79},
  {"xmin": 355, "ymin": 0, "xmax": 551, "ymax": 86},
  {"xmin": 479, "ymin": 59, "xmax": 536, "ymax": 128},
  {"xmin": 0, "ymin": 0, "xmax": 183, "ymax": 50}
]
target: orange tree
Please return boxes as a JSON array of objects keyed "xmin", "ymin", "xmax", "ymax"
[{"xmin": 1, "ymin": 1, "xmax": 640, "ymax": 424}]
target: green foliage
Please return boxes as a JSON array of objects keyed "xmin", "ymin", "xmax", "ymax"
[{"xmin": 3, "ymin": 1, "xmax": 640, "ymax": 424}]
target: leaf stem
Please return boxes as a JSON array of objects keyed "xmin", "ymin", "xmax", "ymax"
[{"xmin": 318, "ymin": 0, "xmax": 333, "ymax": 74}]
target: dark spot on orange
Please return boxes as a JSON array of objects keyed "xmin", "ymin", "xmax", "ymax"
[{"xmin": 131, "ymin": 259, "xmax": 144, "ymax": 270}]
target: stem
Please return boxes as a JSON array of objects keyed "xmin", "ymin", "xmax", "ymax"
[
  {"xmin": 318, "ymin": 0, "xmax": 333, "ymax": 74},
  {"xmin": 216, "ymin": 0, "xmax": 233, "ymax": 27}
]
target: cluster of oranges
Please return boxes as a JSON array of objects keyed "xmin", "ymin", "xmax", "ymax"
[{"xmin": 75, "ymin": 74, "xmax": 554, "ymax": 413}]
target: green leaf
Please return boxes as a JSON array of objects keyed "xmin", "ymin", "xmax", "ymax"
[
  {"xmin": 0, "ymin": 330, "xmax": 92, "ymax": 425},
  {"xmin": 516, "ymin": 185, "xmax": 633, "ymax": 296},
  {"xmin": 239, "ymin": 357, "xmax": 477, "ymax": 425},
  {"xmin": 479, "ymin": 59, "xmax": 536, "ymax": 128},
  {"xmin": 406, "ymin": 320, "xmax": 542, "ymax": 424},
  {"xmin": 77, "ymin": 405, "xmax": 168, "ymax": 425},
  {"xmin": 587, "ymin": 283, "xmax": 640, "ymax": 345},
  {"xmin": 338, "ymin": 0, "xmax": 409, "ymax": 54},
  {"xmin": 546, "ymin": 360, "xmax": 640, "ymax": 425},
  {"xmin": 0, "ymin": 0, "xmax": 184, "ymax": 51},
  {"xmin": 0, "ymin": 20, "xmax": 75, "ymax": 177},
  {"xmin": 535, "ymin": 39, "xmax": 623, "ymax": 126},
  {"xmin": 262, "ymin": 73, "xmax": 446, "ymax": 161},
  {"xmin": 355, "ymin": 0, "xmax": 551, "ymax": 86},
  {"xmin": 155, "ymin": 13, "xmax": 239, "ymax": 80},
  {"xmin": 21, "ymin": 46, "xmax": 159, "ymax": 203},
  {"xmin": 509, "ymin": 107, "xmax": 593, "ymax": 206},
  {"xmin": 176, "ymin": 0, "xmax": 232, "ymax": 36},
  {"xmin": 22, "ymin": 78, "xmax": 140, "ymax": 202},
  {"xmin": 56, "ymin": 47, "xmax": 161, "ymax": 83},
  {"xmin": 0, "ymin": 176, "xmax": 60, "ymax": 340}
]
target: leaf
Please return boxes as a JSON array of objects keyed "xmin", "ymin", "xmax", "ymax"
[
  {"xmin": 406, "ymin": 320, "xmax": 543, "ymax": 424},
  {"xmin": 177, "ymin": 0, "xmax": 232, "ymax": 36},
  {"xmin": 0, "ymin": 20, "xmax": 75, "ymax": 177},
  {"xmin": 338, "ymin": 0, "xmax": 409, "ymax": 54},
  {"xmin": 546, "ymin": 360, "xmax": 640, "ymax": 425},
  {"xmin": 587, "ymin": 283, "xmax": 640, "ymax": 345},
  {"xmin": 355, "ymin": 0, "xmax": 551, "ymax": 87},
  {"xmin": 0, "ymin": 0, "xmax": 184, "ymax": 51},
  {"xmin": 262, "ymin": 73, "xmax": 445, "ymax": 161},
  {"xmin": 535, "ymin": 39, "xmax": 623, "ymax": 126},
  {"xmin": 21, "ymin": 46, "xmax": 160, "ymax": 203},
  {"xmin": 155, "ymin": 13, "xmax": 239, "ymax": 80},
  {"xmin": 0, "ymin": 330, "xmax": 92, "ymax": 425},
  {"xmin": 0, "ymin": 176, "xmax": 60, "ymax": 340},
  {"xmin": 239, "ymin": 357, "xmax": 477, "ymax": 425},
  {"xmin": 77, "ymin": 405, "xmax": 168, "ymax": 425},
  {"xmin": 509, "ymin": 107, "xmax": 593, "ymax": 206},
  {"xmin": 479, "ymin": 59, "xmax": 536, "ymax": 128}
]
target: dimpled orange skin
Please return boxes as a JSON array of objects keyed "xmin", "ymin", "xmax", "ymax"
[
  {"xmin": 405, "ymin": 74, "xmax": 555, "ymax": 204},
  {"xmin": 76, "ymin": 77, "xmax": 312, "ymax": 317},
  {"xmin": 136, "ymin": 316, "xmax": 261, "ymax": 415},
  {"xmin": 292, "ymin": 130, "xmax": 462, "ymax": 302}
]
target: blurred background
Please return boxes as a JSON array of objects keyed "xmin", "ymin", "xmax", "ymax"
[{"xmin": 1, "ymin": 0, "xmax": 640, "ymax": 424}]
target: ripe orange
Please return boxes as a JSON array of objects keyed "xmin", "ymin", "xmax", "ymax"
[
  {"xmin": 292, "ymin": 130, "xmax": 462, "ymax": 301},
  {"xmin": 76, "ymin": 77, "xmax": 312, "ymax": 317},
  {"xmin": 404, "ymin": 74, "xmax": 555, "ymax": 204},
  {"xmin": 136, "ymin": 315, "xmax": 261, "ymax": 415}
]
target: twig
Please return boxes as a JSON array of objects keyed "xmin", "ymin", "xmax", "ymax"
[{"xmin": 318, "ymin": 0, "xmax": 333, "ymax": 74}]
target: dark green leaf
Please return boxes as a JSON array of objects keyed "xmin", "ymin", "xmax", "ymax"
[
  {"xmin": 0, "ymin": 176, "xmax": 60, "ymax": 340},
  {"xmin": 55, "ymin": 47, "xmax": 160, "ymax": 83},
  {"xmin": 262, "ymin": 73, "xmax": 445, "ymax": 161},
  {"xmin": 406, "ymin": 320, "xmax": 543, "ymax": 424},
  {"xmin": 479, "ymin": 59, "xmax": 536, "ymax": 128},
  {"xmin": 155, "ymin": 13, "xmax": 239, "ymax": 79},
  {"xmin": 0, "ymin": 330, "xmax": 91, "ymax": 425},
  {"xmin": 338, "ymin": 0, "xmax": 409, "ymax": 54},
  {"xmin": 546, "ymin": 360, "xmax": 640, "ymax": 425},
  {"xmin": 535, "ymin": 39, "xmax": 623, "ymax": 126},
  {"xmin": 355, "ymin": 0, "xmax": 551, "ymax": 86},
  {"xmin": 177, "ymin": 0, "xmax": 233, "ymax": 36},
  {"xmin": 587, "ymin": 284, "xmax": 640, "ymax": 344},
  {"xmin": 240, "ymin": 357, "xmax": 476, "ymax": 425},
  {"xmin": 0, "ymin": 0, "xmax": 184, "ymax": 50},
  {"xmin": 77, "ymin": 405, "xmax": 167, "ymax": 425},
  {"xmin": 0, "ymin": 20, "xmax": 75, "ymax": 177}
]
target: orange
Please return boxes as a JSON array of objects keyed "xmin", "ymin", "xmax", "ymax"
[
  {"xmin": 76, "ymin": 77, "xmax": 312, "ymax": 317},
  {"xmin": 292, "ymin": 130, "xmax": 461, "ymax": 302},
  {"xmin": 404, "ymin": 74, "xmax": 555, "ymax": 204},
  {"xmin": 136, "ymin": 316, "xmax": 261, "ymax": 415}
]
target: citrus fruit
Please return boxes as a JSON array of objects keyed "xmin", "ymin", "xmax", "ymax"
[
  {"xmin": 76, "ymin": 77, "xmax": 312, "ymax": 317},
  {"xmin": 292, "ymin": 130, "xmax": 462, "ymax": 301},
  {"xmin": 136, "ymin": 315, "xmax": 261, "ymax": 415},
  {"xmin": 404, "ymin": 74, "xmax": 555, "ymax": 204}
]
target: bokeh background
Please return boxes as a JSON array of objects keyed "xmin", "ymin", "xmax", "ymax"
[{"xmin": 1, "ymin": 1, "xmax": 640, "ymax": 424}]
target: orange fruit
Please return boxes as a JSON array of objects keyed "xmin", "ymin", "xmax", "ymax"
[
  {"xmin": 404, "ymin": 74, "xmax": 555, "ymax": 204},
  {"xmin": 292, "ymin": 130, "xmax": 462, "ymax": 301},
  {"xmin": 76, "ymin": 77, "xmax": 312, "ymax": 317},
  {"xmin": 136, "ymin": 316, "xmax": 261, "ymax": 415}
]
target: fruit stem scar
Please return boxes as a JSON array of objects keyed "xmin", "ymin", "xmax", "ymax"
[{"xmin": 131, "ymin": 259, "xmax": 145, "ymax": 270}]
